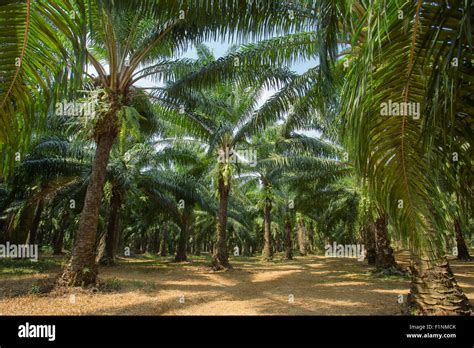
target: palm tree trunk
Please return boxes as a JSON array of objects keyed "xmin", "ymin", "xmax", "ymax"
[
  {"xmin": 297, "ymin": 216, "xmax": 307, "ymax": 256},
  {"xmin": 151, "ymin": 228, "xmax": 160, "ymax": 254},
  {"xmin": 308, "ymin": 221, "xmax": 315, "ymax": 253},
  {"xmin": 160, "ymin": 223, "xmax": 168, "ymax": 257},
  {"xmin": 455, "ymin": 219, "xmax": 472, "ymax": 261},
  {"xmin": 102, "ymin": 186, "xmax": 122, "ymax": 265},
  {"xmin": 52, "ymin": 211, "xmax": 69, "ymax": 255},
  {"xmin": 212, "ymin": 175, "xmax": 232, "ymax": 270},
  {"xmin": 52, "ymin": 228, "xmax": 65, "ymax": 255},
  {"xmin": 58, "ymin": 128, "xmax": 116, "ymax": 286},
  {"xmin": 262, "ymin": 198, "xmax": 273, "ymax": 261},
  {"xmin": 363, "ymin": 223, "xmax": 376, "ymax": 266},
  {"xmin": 284, "ymin": 218, "xmax": 293, "ymax": 260},
  {"xmin": 194, "ymin": 233, "xmax": 202, "ymax": 256},
  {"xmin": 15, "ymin": 206, "xmax": 35, "ymax": 244},
  {"xmin": 27, "ymin": 198, "xmax": 44, "ymax": 245},
  {"xmin": 408, "ymin": 255, "xmax": 471, "ymax": 315},
  {"xmin": 174, "ymin": 232, "xmax": 187, "ymax": 261},
  {"xmin": 174, "ymin": 217, "xmax": 188, "ymax": 262},
  {"xmin": 374, "ymin": 214, "xmax": 398, "ymax": 269},
  {"xmin": 2, "ymin": 213, "xmax": 15, "ymax": 244}
]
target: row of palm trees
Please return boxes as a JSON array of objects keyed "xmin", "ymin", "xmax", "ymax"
[
  {"xmin": 0, "ymin": 95, "xmax": 352, "ymax": 261},
  {"xmin": 0, "ymin": 0, "xmax": 472, "ymax": 315}
]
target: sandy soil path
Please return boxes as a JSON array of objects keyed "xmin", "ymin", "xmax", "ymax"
[{"xmin": 0, "ymin": 253, "xmax": 472, "ymax": 315}]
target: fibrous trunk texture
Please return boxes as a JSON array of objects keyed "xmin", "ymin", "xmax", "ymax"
[
  {"xmin": 363, "ymin": 223, "xmax": 376, "ymax": 266},
  {"xmin": 212, "ymin": 174, "xmax": 232, "ymax": 270},
  {"xmin": 297, "ymin": 217, "xmax": 307, "ymax": 256},
  {"xmin": 101, "ymin": 186, "xmax": 122, "ymax": 265},
  {"xmin": 58, "ymin": 127, "xmax": 116, "ymax": 287},
  {"xmin": 374, "ymin": 214, "xmax": 398, "ymax": 269},
  {"xmin": 262, "ymin": 198, "xmax": 273, "ymax": 261},
  {"xmin": 284, "ymin": 218, "xmax": 293, "ymax": 260},
  {"xmin": 455, "ymin": 220, "xmax": 472, "ymax": 261},
  {"xmin": 408, "ymin": 255, "xmax": 471, "ymax": 315}
]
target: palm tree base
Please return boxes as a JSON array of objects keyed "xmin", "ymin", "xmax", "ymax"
[
  {"xmin": 57, "ymin": 262, "xmax": 98, "ymax": 287},
  {"xmin": 372, "ymin": 265, "xmax": 407, "ymax": 277},
  {"xmin": 455, "ymin": 220, "xmax": 472, "ymax": 261},
  {"xmin": 374, "ymin": 214, "xmax": 399, "ymax": 270},
  {"xmin": 174, "ymin": 254, "xmax": 188, "ymax": 262},
  {"xmin": 211, "ymin": 254, "xmax": 233, "ymax": 271},
  {"xmin": 262, "ymin": 249, "xmax": 273, "ymax": 261},
  {"xmin": 407, "ymin": 257, "xmax": 471, "ymax": 315},
  {"xmin": 374, "ymin": 250, "xmax": 404, "ymax": 275}
]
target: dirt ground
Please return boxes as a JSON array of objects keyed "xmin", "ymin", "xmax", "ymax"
[{"xmin": 0, "ymin": 252, "xmax": 473, "ymax": 315}]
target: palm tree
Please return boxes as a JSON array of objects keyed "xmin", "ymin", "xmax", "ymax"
[
  {"xmin": 0, "ymin": 130, "xmax": 91, "ymax": 245},
  {"xmin": 179, "ymin": 0, "xmax": 472, "ymax": 315},
  {"xmin": 341, "ymin": 0, "xmax": 473, "ymax": 315},
  {"xmin": 98, "ymin": 89, "xmax": 165, "ymax": 264},
  {"xmin": 51, "ymin": 0, "xmax": 301, "ymax": 285},
  {"xmin": 240, "ymin": 127, "xmax": 339, "ymax": 260},
  {"xmin": 142, "ymin": 170, "xmax": 214, "ymax": 259},
  {"xmin": 160, "ymin": 45, "xmax": 292, "ymax": 269},
  {"xmin": 2, "ymin": 0, "xmax": 302, "ymax": 285},
  {"xmin": 240, "ymin": 127, "xmax": 282, "ymax": 261},
  {"xmin": 269, "ymin": 133, "xmax": 356, "ymax": 254},
  {"xmin": 3, "ymin": 0, "xmax": 471, "ymax": 315}
]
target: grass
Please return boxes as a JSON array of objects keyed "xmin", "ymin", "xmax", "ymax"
[
  {"xmin": 0, "ymin": 256, "xmax": 63, "ymax": 276},
  {"xmin": 101, "ymin": 277, "xmax": 158, "ymax": 292}
]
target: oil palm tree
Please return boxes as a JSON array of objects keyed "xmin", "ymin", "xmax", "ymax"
[
  {"xmin": 53, "ymin": 0, "xmax": 302, "ymax": 285},
  {"xmin": 159, "ymin": 45, "xmax": 293, "ymax": 269},
  {"xmin": 1, "ymin": 0, "xmax": 305, "ymax": 172},
  {"xmin": 0, "ymin": 129, "xmax": 91, "ymax": 245},
  {"xmin": 176, "ymin": 0, "xmax": 473, "ymax": 314},
  {"xmin": 269, "ymin": 133, "xmax": 355, "ymax": 254},
  {"xmin": 2, "ymin": 0, "xmax": 303, "ymax": 285},
  {"xmin": 238, "ymin": 127, "xmax": 283, "ymax": 261},
  {"xmin": 341, "ymin": 0, "xmax": 473, "ymax": 315},
  {"xmin": 139, "ymin": 155, "xmax": 215, "ymax": 262}
]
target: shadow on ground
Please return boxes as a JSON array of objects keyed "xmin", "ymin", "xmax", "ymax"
[{"xmin": 0, "ymin": 251, "xmax": 472, "ymax": 315}]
